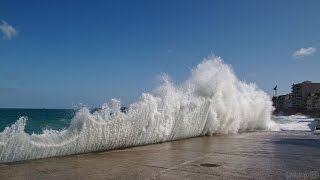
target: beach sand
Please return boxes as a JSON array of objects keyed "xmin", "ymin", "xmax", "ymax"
[{"xmin": 0, "ymin": 131, "xmax": 319, "ymax": 179}]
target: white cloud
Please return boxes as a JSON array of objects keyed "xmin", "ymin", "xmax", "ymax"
[
  {"xmin": 293, "ymin": 47, "xmax": 316, "ymax": 58},
  {"xmin": 0, "ymin": 20, "xmax": 18, "ymax": 40},
  {"xmin": 167, "ymin": 49, "xmax": 173, "ymax": 53}
]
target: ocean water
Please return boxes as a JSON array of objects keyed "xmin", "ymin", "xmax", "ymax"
[
  {"xmin": 1, "ymin": 109, "xmax": 315, "ymax": 135},
  {"xmin": 0, "ymin": 56, "xmax": 315, "ymax": 163},
  {"xmin": 0, "ymin": 109, "xmax": 75, "ymax": 134},
  {"xmin": 273, "ymin": 114, "xmax": 317, "ymax": 131}
]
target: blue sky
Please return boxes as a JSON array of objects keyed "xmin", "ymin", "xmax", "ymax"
[{"xmin": 0, "ymin": 0, "xmax": 319, "ymax": 108}]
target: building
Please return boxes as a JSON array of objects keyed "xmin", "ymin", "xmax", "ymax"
[
  {"xmin": 306, "ymin": 93, "xmax": 320, "ymax": 111},
  {"xmin": 273, "ymin": 93, "xmax": 292, "ymax": 111},
  {"xmin": 291, "ymin": 81, "xmax": 320, "ymax": 109}
]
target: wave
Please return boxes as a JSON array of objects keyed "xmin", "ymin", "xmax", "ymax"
[
  {"xmin": 272, "ymin": 115, "xmax": 316, "ymax": 131},
  {"xmin": 0, "ymin": 56, "xmax": 278, "ymax": 163}
]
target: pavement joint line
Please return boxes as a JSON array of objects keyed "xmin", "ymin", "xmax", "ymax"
[
  {"xmin": 167, "ymin": 149, "xmax": 272, "ymax": 157},
  {"xmin": 157, "ymin": 165, "xmax": 223, "ymax": 177},
  {"xmin": 126, "ymin": 163, "xmax": 167, "ymax": 170},
  {"xmin": 170, "ymin": 148, "xmax": 320, "ymax": 158}
]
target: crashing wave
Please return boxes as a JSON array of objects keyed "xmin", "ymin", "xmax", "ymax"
[{"xmin": 0, "ymin": 56, "xmax": 277, "ymax": 163}]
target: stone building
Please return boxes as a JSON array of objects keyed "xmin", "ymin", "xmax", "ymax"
[
  {"xmin": 291, "ymin": 81, "xmax": 320, "ymax": 109},
  {"xmin": 306, "ymin": 93, "xmax": 320, "ymax": 111},
  {"xmin": 273, "ymin": 94, "xmax": 292, "ymax": 110}
]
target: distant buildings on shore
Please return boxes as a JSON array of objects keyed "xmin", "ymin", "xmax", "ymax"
[{"xmin": 272, "ymin": 81, "xmax": 320, "ymax": 114}]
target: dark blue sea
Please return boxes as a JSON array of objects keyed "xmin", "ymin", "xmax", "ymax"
[{"xmin": 0, "ymin": 108, "xmax": 76, "ymax": 134}]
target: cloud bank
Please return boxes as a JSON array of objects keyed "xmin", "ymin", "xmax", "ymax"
[
  {"xmin": 0, "ymin": 20, "xmax": 18, "ymax": 40},
  {"xmin": 292, "ymin": 47, "xmax": 316, "ymax": 58}
]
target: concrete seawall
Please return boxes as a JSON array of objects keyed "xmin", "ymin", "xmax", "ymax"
[{"xmin": 0, "ymin": 131, "xmax": 319, "ymax": 179}]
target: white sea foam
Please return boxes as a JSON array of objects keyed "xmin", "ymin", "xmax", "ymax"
[
  {"xmin": 272, "ymin": 115, "xmax": 315, "ymax": 131},
  {"xmin": 0, "ymin": 56, "xmax": 278, "ymax": 163}
]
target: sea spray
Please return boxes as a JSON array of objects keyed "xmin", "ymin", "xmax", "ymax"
[
  {"xmin": 272, "ymin": 115, "xmax": 316, "ymax": 131},
  {"xmin": 0, "ymin": 56, "xmax": 278, "ymax": 163}
]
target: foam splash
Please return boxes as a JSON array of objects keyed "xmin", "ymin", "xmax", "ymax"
[
  {"xmin": 0, "ymin": 56, "xmax": 277, "ymax": 163},
  {"xmin": 272, "ymin": 115, "xmax": 315, "ymax": 131}
]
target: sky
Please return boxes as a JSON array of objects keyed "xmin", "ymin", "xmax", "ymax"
[{"xmin": 0, "ymin": 0, "xmax": 320, "ymax": 108}]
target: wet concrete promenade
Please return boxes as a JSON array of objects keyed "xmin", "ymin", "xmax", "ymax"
[{"xmin": 0, "ymin": 131, "xmax": 319, "ymax": 179}]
